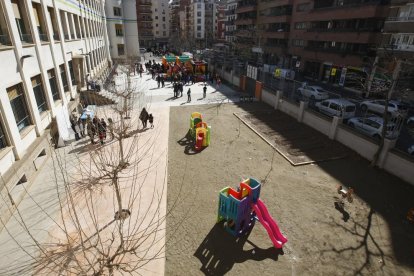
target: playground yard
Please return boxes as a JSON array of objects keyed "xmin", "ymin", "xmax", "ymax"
[{"xmin": 166, "ymin": 102, "xmax": 414, "ymax": 276}]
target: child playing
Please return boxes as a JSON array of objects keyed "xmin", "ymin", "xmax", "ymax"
[{"xmin": 148, "ymin": 114, "xmax": 154, "ymax": 128}]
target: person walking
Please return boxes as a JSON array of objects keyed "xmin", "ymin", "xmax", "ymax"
[
  {"xmin": 187, "ymin": 88, "xmax": 191, "ymax": 103},
  {"xmin": 157, "ymin": 74, "xmax": 161, "ymax": 88},
  {"xmin": 179, "ymin": 82, "xmax": 183, "ymax": 97},
  {"xmin": 203, "ymin": 85, "xmax": 207, "ymax": 98},
  {"xmin": 161, "ymin": 75, "xmax": 165, "ymax": 87},
  {"xmin": 86, "ymin": 116, "xmax": 95, "ymax": 144},
  {"xmin": 108, "ymin": 118, "xmax": 114, "ymax": 140},
  {"xmin": 139, "ymin": 107, "xmax": 149, "ymax": 129},
  {"xmin": 216, "ymin": 77, "xmax": 221, "ymax": 89},
  {"xmin": 148, "ymin": 114, "xmax": 154, "ymax": 128}
]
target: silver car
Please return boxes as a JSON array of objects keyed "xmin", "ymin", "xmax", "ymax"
[
  {"xmin": 315, "ymin": 99, "xmax": 356, "ymax": 119},
  {"xmin": 347, "ymin": 116, "xmax": 398, "ymax": 140},
  {"xmin": 360, "ymin": 100, "xmax": 407, "ymax": 117},
  {"xmin": 297, "ymin": 85, "xmax": 330, "ymax": 101}
]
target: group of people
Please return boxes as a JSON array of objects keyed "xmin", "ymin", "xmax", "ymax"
[
  {"xmin": 139, "ymin": 108, "xmax": 154, "ymax": 129},
  {"xmin": 70, "ymin": 114, "xmax": 114, "ymax": 145}
]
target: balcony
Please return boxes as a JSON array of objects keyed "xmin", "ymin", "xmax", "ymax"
[
  {"xmin": 313, "ymin": 0, "xmax": 389, "ymax": 10},
  {"xmin": 304, "ymin": 45, "xmax": 368, "ymax": 56},
  {"xmin": 384, "ymin": 17, "xmax": 414, "ymax": 33},
  {"xmin": 140, "ymin": 9, "xmax": 152, "ymax": 14},
  {"xmin": 139, "ymin": 0, "xmax": 152, "ymax": 6},
  {"xmin": 236, "ymin": 5, "xmax": 257, "ymax": 14},
  {"xmin": 263, "ymin": 30, "xmax": 289, "ymax": 39},
  {"xmin": 225, "ymin": 9, "xmax": 236, "ymax": 16},
  {"xmin": 383, "ymin": 43, "xmax": 414, "ymax": 52},
  {"xmin": 225, "ymin": 20, "xmax": 235, "ymax": 26},
  {"xmin": 235, "ymin": 18, "xmax": 255, "ymax": 25}
]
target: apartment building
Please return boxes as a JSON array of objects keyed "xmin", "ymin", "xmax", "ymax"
[
  {"xmin": 106, "ymin": 0, "xmax": 140, "ymax": 59},
  {"xmin": 152, "ymin": 0, "xmax": 170, "ymax": 49},
  {"xmin": 234, "ymin": 0, "xmax": 257, "ymax": 58},
  {"xmin": 289, "ymin": 0, "xmax": 389, "ymax": 87},
  {"xmin": 225, "ymin": 0, "xmax": 237, "ymax": 44},
  {"xmin": 136, "ymin": 0, "xmax": 153, "ymax": 47},
  {"xmin": 189, "ymin": 0, "xmax": 218, "ymax": 48},
  {"xmin": 0, "ymin": 0, "xmax": 110, "ymax": 226},
  {"xmin": 232, "ymin": 0, "xmax": 393, "ymax": 89},
  {"xmin": 216, "ymin": 2, "xmax": 227, "ymax": 41}
]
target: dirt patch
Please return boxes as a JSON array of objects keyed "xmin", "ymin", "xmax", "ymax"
[
  {"xmin": 235, "ymin": 109, "xmax": 349, "ymax": 165},
  {"xmin": 166, "ymin": 102, "xmax": 414, "ymax": 276}
]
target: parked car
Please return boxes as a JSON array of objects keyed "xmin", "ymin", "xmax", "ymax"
[
  {"xmin": 347, "ymin": 116, "xmax": 399, "ymax": 140},
  {"xmin": 139, "ymin": 48, "xmax": 147, "ymax": 53},
  {"xmin": 408, "ymin": 145, "xmax": 414, "ymax": 155},
  {"xmin": 315, "ymin": 99, "xmax": 356, "ymax": 119},
  {"xmin": 360, "ymin": 100, "xmax": 408, "ymax": 117},
  {"xmin": 297, "ymin": 85, "xmax": 330, "ymax": 101}
]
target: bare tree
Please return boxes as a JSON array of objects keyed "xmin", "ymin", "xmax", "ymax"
[{"xmin": 0, "ymin": 61, "xmax": 177, "ymax": 275}]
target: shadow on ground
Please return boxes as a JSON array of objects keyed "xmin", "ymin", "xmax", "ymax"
[{"xmin": 194, "ymin": 223, "xmax": 282, "ymax": 275}]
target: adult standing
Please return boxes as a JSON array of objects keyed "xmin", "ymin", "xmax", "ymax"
[
  {"xmin": 187, "ymin": 88, "xmax": 191, "ymax": 103},
  {"xmin": 203, "ymin": 85, "xmax": 207, "ymax": 98}
]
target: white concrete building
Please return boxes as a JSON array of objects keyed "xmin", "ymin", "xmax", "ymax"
[
  {"xmin": 105, "ymin": 0, "xmax": 140, "ymax": 59},
  {"xmin": 152, "ymin": 0, "xmax": 170, "ymax": 49},
  {"xmin": 190, "ymin": 0, "xmax": 216, "ymax": 47},
  {"xmin": 0, "ymin": 0, "xmax": 111, "ymax": 226}
]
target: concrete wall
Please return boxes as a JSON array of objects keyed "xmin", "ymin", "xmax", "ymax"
[{"xmin": 259, "ymin": 89, "xmax": 414, "ymax": 186}]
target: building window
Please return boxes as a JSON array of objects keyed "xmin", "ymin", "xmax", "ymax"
[
  {"xmin": 59, "ymin": 64, "xmax": 69, "ymax": 92},
  {"xmin": 197, "ymin": 18, "xmax": 201, "ymax": 24},
  {"xmin": 163, "ymin": 31, "xmax": 166, "ymax": 36},
  {"xmin": 197, "ymin": 32, "xmax": 201, "ymax": 38},
  {"xmin": 47, "ymin": 69, "xmax": 60, "ymax": 101},
  {"xmin": 73, "ymin": 15, "xmax": 81, "ymax": 38},
  {"xmin": 197, "ymin": 12, "xmax": 201, "ymax": 17},
  {"xmin": 296, "ymin": 3, "xmax": 311, "ymax": 12},
  {"xmin": 162, "ymin": 17, "xmax": 165, "ymax": 22},
  {"xmin": 32, "ymin": 2, "xmax": 48, "ymax": 42},
  {"xmin": 197, "ymin": 26, "xmax": 201, "ymax": 31},
  {"xmin": 7, "ymin": 83, "xmax": 31, "ymax": 131},
  {"xmin": 11, "ymin": 0, "xmax": 33, "ymax": 43},
  {"xmin": 115, "ymin": 24, "xmax": 123, "ymax": 36},
  {"xmin": 155, "ymin": 16, "xmax": 158, "ymax": 19},
  {"xmin": 68, "ymin": 60, "xmax": 76, "ymax": 85},
  {"xmin": 113, "ymin": 7, "xmax": 121, "ymax": 16},
  {"xmin": 0, "ymin": 122, "xmax": 7, "ymax": 149},
  {"xmin": 292, "ymin": 39, "xmax": 305, "ymax": 47},
  {"xmin": 60, "ymin": 11, "xmax": 70, "ymax": 40},
  {"xmin": 31, "ymin": 75, "xmax": 48, "ymax": 113},
  {"xmin": 0, "ymin": 4, "xmax": 11, "ymax": 46},
  {"xmin": 117, "ymin": 44, "xmax": 124, "ymax": 56},
  {"xmin": 295, "ymin": 22, "xmax": 308, "ymax": 30},
  {"xmin": 48, "ymin": 7, "xmax": 59, "ymax": 41}
]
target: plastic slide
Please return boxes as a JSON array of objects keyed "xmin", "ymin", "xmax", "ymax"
[{"xmin": 253, "ymin": 199, "xmax": 287, "ymax": 248}]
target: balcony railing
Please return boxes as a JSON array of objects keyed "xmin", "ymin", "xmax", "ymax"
[
  {"xmin": 314, "ymin": 0, "xmax": 389, "ymax": 9},
  {"xmin": 383, "ymin": 44, "xmax": 414, "ymax": 51},
  {"xmin": 0, "ymin": 35, "xmax": 12, "ymax": 46},
  {"xmin": 237, "ymin": 0, "xmax": 257, "ymax": 7},
  {"xmin": 306, "ymin": 27, "xmax": 380, "ymax": 32},
  {"xmin": 386, "ymin": 16, "xmax": 414, "ymax": 22},
  {"xmin": 305, "ymin": 45, "xmax": 368, "ymax": 55}
]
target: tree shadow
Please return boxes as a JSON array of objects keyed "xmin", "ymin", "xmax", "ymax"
[
  {"xmin": 194, "ymin": 223, "xmax": 282, "ymax": 275},
  {"xmin": 320, "ymin": 208, "xmax": 389, "ymax": 275},
  {"xmin": 177, "ymin": 131, "xmax": 203, "ymax": 155}
]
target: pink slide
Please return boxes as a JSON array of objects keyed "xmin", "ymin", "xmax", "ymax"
[{"xmin": 252, "ymin": 199, "xmax": 288, "ymax": 248}]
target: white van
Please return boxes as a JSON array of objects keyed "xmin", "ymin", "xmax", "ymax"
[{"xmin": 315, "ymin": 98, "xmax": 356, "ymax": 119}]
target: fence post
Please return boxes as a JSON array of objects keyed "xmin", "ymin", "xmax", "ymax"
[
  {"xmin": 298, "ymin": 101, "xmax": 307, "ymax": 122},
  {"xmin": 274, "ymin": 90, "xmax": 281, "ymax": 110},
  {"xmin": 378, "ymin": 138, "xmax": 396, "ymax": 168},
  {"xmin": 329, "ymin": 116, "xmax": 341, "ymax": 140}
]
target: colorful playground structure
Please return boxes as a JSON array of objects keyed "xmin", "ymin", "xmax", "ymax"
[
  {"xmin": 217, "ymin": 178, "xmax": 288, "ymax": 248},
  {"xmin": 189, "ymin": 112, "xmax": 211, "ymax": 151},
  {"xmin": 162, "ymin": 55, "xmax": 208, "ymax": 81}
]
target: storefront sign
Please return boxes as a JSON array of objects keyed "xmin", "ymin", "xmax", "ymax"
[{"xmin": 331, "ymin": 68, "xmax": 337, "ymax": 76}]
